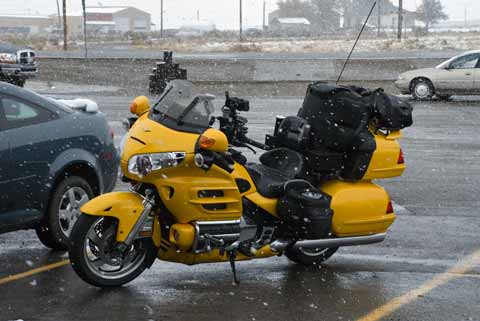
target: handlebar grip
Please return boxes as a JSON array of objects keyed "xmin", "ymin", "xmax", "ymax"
[{"xmin": 213, "ymin": 152, "xmax": 234, "ymax": 173}]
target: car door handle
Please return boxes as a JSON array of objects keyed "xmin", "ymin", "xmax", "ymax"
[{"xmin": 466, "ymin": 73, "xmax": 472, "ymax": 76}]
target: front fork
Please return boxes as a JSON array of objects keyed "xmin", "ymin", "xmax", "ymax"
[{"xmin": 121, "ymin": 189, "xmax": 155, "ymax": 248}]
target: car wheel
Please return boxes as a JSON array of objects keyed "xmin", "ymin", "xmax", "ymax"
[
  {"xmin": 411, "ymin": 78, "xmax": 434, "ymax": 101},
  {"xmin": 285, "ymin": 246, "xmax": 338, "ymax": 266},
  {"xmin": 36, "ymin": 176, "xmax": 94, "ymax": 251}
]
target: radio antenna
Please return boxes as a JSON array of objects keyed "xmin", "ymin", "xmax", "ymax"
[{"xmin": 336, "ymin": 1, "xmax": 377, "ymax": 85}]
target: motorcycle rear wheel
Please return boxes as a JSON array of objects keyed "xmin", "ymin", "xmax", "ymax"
[
  {"xmin": 69, "ymin": 215, "xmax": 155, "ymax": 287},
  {"xmin": 285, "ymin": 246, "xmax": 338, "ymax": 266}
]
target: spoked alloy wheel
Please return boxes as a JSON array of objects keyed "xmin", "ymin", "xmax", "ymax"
[
  {"xmin": 69, "ymin": 215, "xmax": 154, "ymax": 287},
  {"xmin": 36, "ymin": 176, "xmax": 94, "ymax": 251},
  {"xmin": 59, "ymin": 187, "xmax": 90, "ymax": 238},
  {"xmin": 285, "ymin": 246, "xmax": 338, "ymax": 266}
]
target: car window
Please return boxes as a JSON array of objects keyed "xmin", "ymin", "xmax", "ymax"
[
  {"xmin": 0, "ymin": 96, "xmax": 54, "ymax": 129},
  {"xmin": 449, "ymin": 54, "xmax": 479, "ymax": 70}
]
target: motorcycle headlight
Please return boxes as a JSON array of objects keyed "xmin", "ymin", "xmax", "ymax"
[
  {"xmin": 0, "ymin": 53, "xmax": 17, "ymax": 63},
  {"xmin": 128, "ymin": 152, "xmax": 186, "ymax": 177}
]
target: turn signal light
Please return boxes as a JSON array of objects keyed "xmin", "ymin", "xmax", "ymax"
[
  {"xmin": 199, "ymin": 135, "xmax": 216, "ymax": 149},
  {"xmin": 397, "ymin": 149, "xmax": 405, "ymax": 164},
  {"xmin": 386, "ymin": 200, "xmax": 394, "ymax": 214},
  {"xmin": 130, "ymin": 101, "xmax": 138, "ymax": 114}
]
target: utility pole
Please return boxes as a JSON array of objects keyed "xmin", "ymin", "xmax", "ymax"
[
  {"xmin": 397, "ymin": 0, "xmax": 403, "ymax": 41},
  {"xmin": 263, "ymin": 0, "xmax": 266, "ymax": 31},
  {"xmin": 82, "ymin": 0, "xmax": 87, "ymax": 58},
  {"xmin": 55, "ymin": 0, "xmax": 61, "ymax": 28},
  {"xmin": 62, "ymin": 0, "xmax": 67, "ymax": 51},
  {"xmin": 239, "ymin": 0, "xmax": 243, "ymax": 41},
  {"xmin": 197, "ymin": 9, "xmax": 200, "ymax": 22},
  {"xmin": 160, "ymin": 0, "xmax": 164, "ymax": 37},
  {"xmin": 377, "ymin": 0, "xmax": 381, "ymax": 36}
]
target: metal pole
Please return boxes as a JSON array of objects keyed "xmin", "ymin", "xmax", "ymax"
[
  {"xmin": 263, "ymin": 0, "xmax": 266, "ymax": 31},
  {"xmin": 239, "ymin": 0, "xmax": 243, "ymax": 41},
  {"xmin": 377, "ymin": 0, "xmax": 381, "ymax": 36},
  {"xmin": 82, "ymin": 0, "xmax": 87, "ymax": 58},
  {"xmin": 160, "ymin": 0, "xmax": 164, "ymax": 37},
  {"xmin": 397, "ymin": 0, "xmax": 403, "ymax": 41},
  {"xmin": 62, "ymin": 0, "xmax": 67, "ymax": 51},
  {"xmin": 55, "ymin": 0, "xmax": 61, "ymax": 28}
]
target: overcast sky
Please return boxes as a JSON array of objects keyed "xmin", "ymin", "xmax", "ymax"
[{"xmin": 2, "ymin": 0, "xmax": 479, "ymax": 30}]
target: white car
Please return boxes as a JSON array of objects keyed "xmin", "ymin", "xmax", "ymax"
[{"xmin": 395, "ymin": 50, "xmax": 480, "ymax": 100}]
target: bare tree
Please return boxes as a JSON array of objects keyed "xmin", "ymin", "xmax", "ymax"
[{"xmin": 417, "ymin": 0, "xmax": 448, "ymax": 33}]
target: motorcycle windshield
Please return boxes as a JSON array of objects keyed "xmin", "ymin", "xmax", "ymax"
[{"xmin": 150, "ymin": 80, "xmax": 215, "ymax": 133}]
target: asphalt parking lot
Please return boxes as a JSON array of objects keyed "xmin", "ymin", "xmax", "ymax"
[{"xmin": 1, "ymin": 90, "xmax": 479, "ymax": 321}]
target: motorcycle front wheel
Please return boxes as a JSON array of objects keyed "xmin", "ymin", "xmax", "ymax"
[
  {"xmin": 285, "ymin": 246, "xmax": 338, "ymax": 266},
  {"xmin": 69, "ymin": 215, "xmax": 155, "ymax": 287}
]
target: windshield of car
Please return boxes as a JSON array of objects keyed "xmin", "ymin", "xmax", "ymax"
[{"xmin": 149, "ymin": 80, "xmax": 215, "ymax": 133}]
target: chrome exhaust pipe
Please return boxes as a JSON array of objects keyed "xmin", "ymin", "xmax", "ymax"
[{"xmin": 270, "ymin": 233, "xmax": 387, "ymax": 252}]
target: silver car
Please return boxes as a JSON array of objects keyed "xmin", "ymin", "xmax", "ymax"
[{"xmin": 395, "ymin": 50, "xmax": 480, "ymax": 100}]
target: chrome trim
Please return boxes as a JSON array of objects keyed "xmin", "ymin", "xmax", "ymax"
[
  {"xmin": 196, "ymin": 220, "xmax": 241, "ymax": 226},
  {"xmin": 270, "ymin": 233, "xmax": 387, "ymax": 252},
  {"xmin": 192, "ymin": 219, "xmax": 241, "ymax": 254}
]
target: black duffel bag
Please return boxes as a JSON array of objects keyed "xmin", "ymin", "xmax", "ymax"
[
  {"xmin": 352, "ymin": 87, "xmax": 413, "ymax": 131},
  {"xmin": 299, "ymin": 82, "xmax": 372, "ymax": 152}
]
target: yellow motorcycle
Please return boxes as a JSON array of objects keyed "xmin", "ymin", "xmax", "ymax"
[{"xmin": 68, "ymin": 80, "xmax": 412, "ymax": 287}]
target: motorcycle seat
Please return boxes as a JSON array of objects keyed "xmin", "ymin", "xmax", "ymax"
[{"xmin": 245, "ymin": 148, "xmax": 305, "ymax": 198}]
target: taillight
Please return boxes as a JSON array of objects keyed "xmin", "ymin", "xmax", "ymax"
[
  {"xmin": 397, "ymin": 149, "xmax": 405, "ymax": 164},
  {"xmin": 109, "ymin": 127, "xmax": 114, "ymax": 140},
  {"xmin": 386, "ymin": 200, "xmax": 394, "ymax": 214}
]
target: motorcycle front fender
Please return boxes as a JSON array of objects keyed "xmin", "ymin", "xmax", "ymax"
[{"xmin": 80, "ymin": 191, "xmax": 145, "ymax": 242}]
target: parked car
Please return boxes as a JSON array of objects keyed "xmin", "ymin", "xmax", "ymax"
[
  {"xmin": 0, "ymin": 42, "xmax": 38, "ymax": 87},
  {"xmin": 0, "ymin": 81, "xmax": 118, "ymax": 250},
  {"xmin": 395, "ymin": 50, "xmax": 480, "ymax": 100}
]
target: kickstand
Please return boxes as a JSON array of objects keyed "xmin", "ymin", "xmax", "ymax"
[{"xmin": 228, "ymin": 250, "xmax": 240, "ymax": 285}]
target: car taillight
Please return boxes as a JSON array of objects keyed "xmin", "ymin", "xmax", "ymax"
[
  {"xmin": 386, "ymin": 200, "xmax": 394, "ymax": 214},
  {"xmin": 109, "ymin": 127, "xmax": 114, "ymax": 140},
  {"xmin": 397, "ymin": 149, "xmax": 405, "ymax": 164}
]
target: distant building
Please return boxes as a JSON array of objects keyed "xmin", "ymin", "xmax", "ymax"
[
  {"xmin": 269, "ymin": 17, "xmax": 311, "ymax": 36},
  {"xmin": 0, "ymin": 15, "xmax": 52, "ymax": 34},
  {"xmin": 176, "ymin": 20, "xmax": 216, "ymax": 37},
  {"xmin": 347, "ymin": 0, "xmax": 417, "ymax": 30},
  {"xmin": 85, "ymin": 6, "xmax": 151, "ymax": 33}
]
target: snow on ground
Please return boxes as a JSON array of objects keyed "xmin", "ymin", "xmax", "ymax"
[{"xmin": 137, "ymin": 33, "xmax": 480, "ymax": 54}]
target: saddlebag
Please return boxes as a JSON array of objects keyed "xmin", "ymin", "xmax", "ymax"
[
  {"xmin": 277, "ymin": 180, "xmax": 333, "ymax": 239},
  {"xmin": 349, "ymin": 87, "xmax": 413, "ymax": 131}
]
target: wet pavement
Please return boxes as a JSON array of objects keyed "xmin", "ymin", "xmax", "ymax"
[{"xmin": 1, "ymin": 91, "xmax": 480, "ymax": 321}]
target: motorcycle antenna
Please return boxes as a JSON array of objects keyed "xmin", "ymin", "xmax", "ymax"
[{"xmin": 336, "ymin": 1, "xmax": 377, "ymax": 85}]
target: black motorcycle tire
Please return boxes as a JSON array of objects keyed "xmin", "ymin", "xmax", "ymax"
[
  {"xmin": 285, "ymin": 246, "xmax": 338, "ymax": 266},
  {"xmin": 69, "ymin": 214, "xmax": 155, "ymax": 287}
]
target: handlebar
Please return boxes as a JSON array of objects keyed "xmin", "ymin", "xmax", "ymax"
[{"xmin": 212, "ymin": 152, "xmax": 234, "ymax": 173}]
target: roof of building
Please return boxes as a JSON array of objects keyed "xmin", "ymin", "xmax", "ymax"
[
  {"xmin": 274, "ymin": 17, "xmax": 311, "ymax": 25},
  {"xmin": 85, "ymin": 7, "xmax": 129, "ymax": 14},
  {"xmin": 86, "ymin": 21, "xmax": 116, "ymax": 25},
  {"xmin": 0, "ymin": 14, "xmax": 50, "ymax": 19}
]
